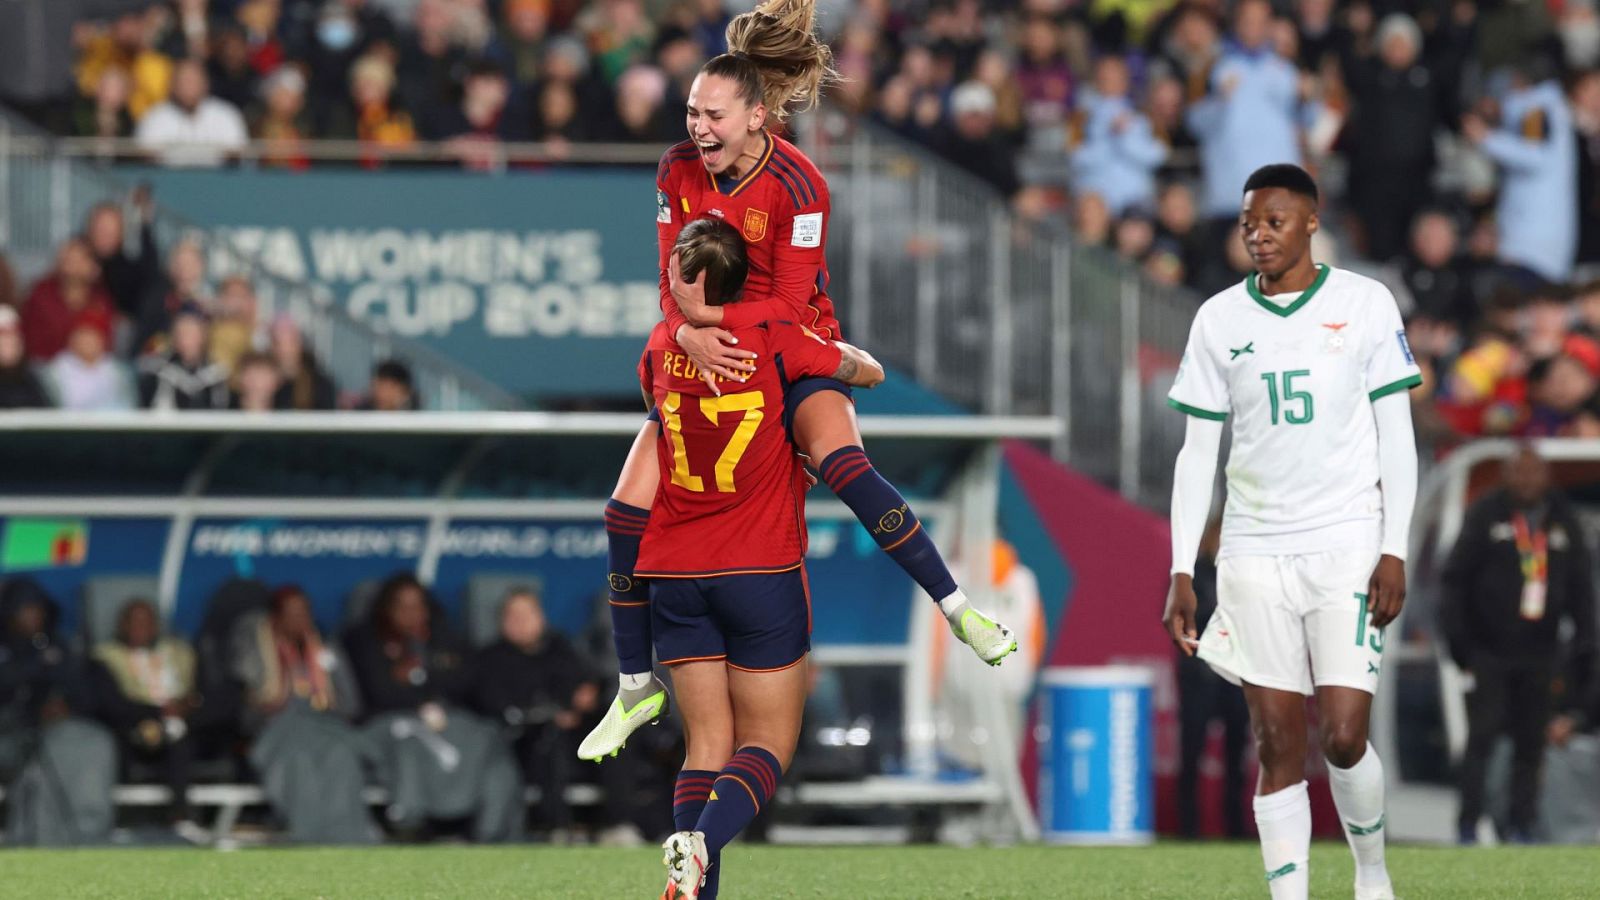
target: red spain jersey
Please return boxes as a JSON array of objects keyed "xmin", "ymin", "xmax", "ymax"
[
  {"xmin": 633, "ymin": 318, "xmax": 842, "ymax": 578},
  {"xmin": 656, "ymin": 132, "xmax": 841, "ymax": 341}
]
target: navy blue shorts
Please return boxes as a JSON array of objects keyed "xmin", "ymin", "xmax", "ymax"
[
  {"xmin": 782, "ymin": 377, "xmax": 852, "ymax": 442},
  {"xmin": 651, "ymin": 569, "xmax": 811, "ymax": 671}
]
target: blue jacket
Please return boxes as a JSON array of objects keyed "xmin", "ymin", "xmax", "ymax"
[
  {"xmin": 1187, "ymin": 45, "xmax": 1304, "ymax": 218},
  {"xmin": 1069, "ymin": 92, "xmax": 1169, "ymax": 216},
  {"xmin": 1482, "ymin": 80, "xmax": 1577, "ymax": 283}
]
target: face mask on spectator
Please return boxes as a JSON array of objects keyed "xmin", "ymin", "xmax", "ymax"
[{"xmin": 319, "ymin": 17, "xmax": 358, "ymax": 52}]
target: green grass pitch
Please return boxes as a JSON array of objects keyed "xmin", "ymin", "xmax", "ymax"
[{"xmin": 3, "ymin": 843, "xmax": 1594, "ymax": 899}]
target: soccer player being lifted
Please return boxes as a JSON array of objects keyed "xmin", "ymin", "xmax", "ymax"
[{"xmin": 1163, "ymin": 164, "xmax": 1419, "ymax": 900}]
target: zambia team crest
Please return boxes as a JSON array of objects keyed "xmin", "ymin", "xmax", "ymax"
[{"xmin": 743, "ymin": 208, "xmax": 769, "ymax": 242}]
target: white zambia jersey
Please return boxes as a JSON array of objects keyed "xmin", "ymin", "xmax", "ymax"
[{"xmin": 1168, "ymin": 265, "xmax": 1421, "ymax": 558}]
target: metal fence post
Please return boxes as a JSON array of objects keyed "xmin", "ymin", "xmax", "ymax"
[
  {"xmin": 849, "ymin": 130, "xmax": 872, "ymax": 347},
  {"xmin": 1118, "ymin": 274, "xmax": 1141, "ymax": 500},
  {"xmin": 49, "ymin": 155, "xmax": 71, "ymax": 246},
  {"xmin": 988, "ymin": 208, "xmax": 1012, "ymax": 415},
  {"xmin": 1050, "ymin": 243, "xmax": 1072, "ymax": 463},
  {"xmin": 915, "ymin": 166, "xmax": 937, "ymax": 387}
]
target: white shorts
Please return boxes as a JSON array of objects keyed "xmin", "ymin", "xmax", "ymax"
[{"xmin": 1197, "ymin": 546, "xmax": 1387, "ymax": 696}]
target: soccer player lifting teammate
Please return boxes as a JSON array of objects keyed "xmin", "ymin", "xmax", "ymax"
[
  {"xmin": 1163, "ymin": 164, "xmax": 1419, "ymax": 900},
  {"xmin": 580, "ymin": 0, "xmax": 1017, "ymax": 763},
  {"xmin": 644, "ymin": 218, "xmax": 885, "ymax": 899}
]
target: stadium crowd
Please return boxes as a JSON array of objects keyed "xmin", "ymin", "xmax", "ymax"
[
  {"xmin": 0, "ymin": 1, "xmax": 1595, "ymax": 443},
  {"xmin": 0, "ymin": 572, "xmax": 673, "ymax": 845},
  {"xmin": 0, "ymin": 191, "xmax": 421, "ymax": 412}
]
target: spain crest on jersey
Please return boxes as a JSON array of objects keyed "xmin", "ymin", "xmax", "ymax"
[{"xmin": 743, "ymin": 208, "xmax": 769, "ymax": 243}]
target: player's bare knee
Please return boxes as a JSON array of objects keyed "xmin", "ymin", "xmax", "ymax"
[
  {"xmin": 1252, "ymin": 718, "xmax": 1301, "ymax": 767},
  {"xmin": 1319, "ymin": 721, "xmax": 1367, "ymax": 768},
  {"xmin": 685, "ymin": 730, "xmax": 735, "ymax": 771}
]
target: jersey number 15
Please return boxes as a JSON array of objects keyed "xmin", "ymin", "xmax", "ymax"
[
  {"xmin": 1260, "ymin": 369, "xmax": 1314, "ymax": 425},
  {"xmin": 662, "ymin": 390, "xmax": 765, "ymax": 493}
]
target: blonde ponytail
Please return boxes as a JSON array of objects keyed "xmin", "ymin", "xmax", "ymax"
[{"xmin": 724, "ymin": 0, "xmax": 838, "ymax": 125}]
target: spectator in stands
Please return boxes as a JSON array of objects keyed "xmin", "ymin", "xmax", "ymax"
[
  {"xmin": 209, "ymin": 275, "xmax": 264, "ymax": 377},
  {"xmin": 1069, "ymin": 54, "xmax": 1168, "ymax": 217},
  {"xmin": 1071, "ymin": 190, "xmax": 1113, "ymax": 247},
  {"xmin": 347, "ymin": 573, "xmax": 522, "ymax": 841},
  {"xmin": 469, "ymin": 588, "xmax": 647, "ymax": 843},
  {"xmin": 161, "ymin": 0, "xmax": 211, "ymax": 62},
  {"xmin": 207, "ymin": 23, "xmax": 262, "ymax": 115},
  {"xmin": 295, "ymin": 0, "xmax": 395, "ymax": 135},
  {"xmin": 485, "ymin": 0, "xmax": 551, "ymax": 89},
  {"xmin": 231, "ymin": 350, "xmax": 283, "ymax": 411},
  {"xmin": 135, "ymin": 57, "xmax": 250, "ymax": 168},
  {"xmin": 42, "ymin": 308, "xmax": 135, "ymax": 411},
  {"xmin": 1463, "ymin": 57, "xmax": 1579, "ymax": 285},
  {"xmin": 1155, "ymin": 181, "xmax": 1206, "ymax": 291},
  {"xmin": 1397, "ymin": 209, "xmax": 1474, "ymax": 328},
  {"xmin": 235, "ymin": 0, "xmax": 288, "ymax": 77},
  {"xmin": 593, "ymin": 64, "xmax": 676, "ymax": 144},
  {"xmin": 327, "ymin": 52, "xmax": 418, "ymax": 160},
  {"xmin": 1144, "ymin": 74, "xmax": 1200, "ymax": 184},
  {"xmin": 84, "ymin": 188, "xmax": 158, "ymax": 325},
  {"xmin": 0, "ymin": 0, "xmax": 161, "ymax": 134},
  {"xmin": 233, "ymin": 585, "xmax": 379, "ymax": 844},
  {"xmin": 431, "ymin": 58, "xmax": 530, "ymax": 168},
  {"xmin": 936, "ymin": 81, "xmax": 1020, "ymax": 198},
  {"xmin": 1016, "ymin": 15, "xmax": 1075, "ymax": 132},
  {"xmin": 358, "ymin": 358, "xmax": 418, "ymax": 410},
  {"xmin": 1525, "ymin": 350, "xmax": 1600, "ymax": 437},
  {"xmin": 74, "ymin": 67, "xmax": 138, "ymax": 141},
  {"xmin": 269, "ymin": 315, "xmax": 338, "ymax": 410},
  {"xmin": 533, "ymin": 80, "xmax": 585, "ymax": 151},
  {"xmin": 1442, "ymin": 444, "xmax": 1597, "ymax": 844},
  {"xmin": 74, "ymin": 9, "xmax": 173, "ymax": 122},
  {"xmin": 87, "ymin": 598, "xmax": 203, "ymax": 834},
  {"xmin": 136, "ymin": 237, "xmax": 210, "ymax": 354},
  {"xmin": 396, "ymin": 0, "xmax": 470, "ymax": 128},
  {"xmin": 1437, "ymin": 292, "xmax": 1531, "ymax": 437},
  {"xmin": 0, "ymin": 307, "xmax": 50, "ymax": 409},
  {"xmin": 1571, "ymin": 69, "xmax": 1600, "ymax": 270},
  {"xmin": 254, "ymin": 66, "xmax": 314, "ymax": 170},
  {"xmin": 581, "ymin": 0, "xmax": 654, "ymax": 84},
  {"xmin": 1340, "ymin": 13, "xmax": 1443, "ymax": 264},
  {"xmin": 138, "ymin": 304, "xmax": 231, "ymax": 410},
  {"xmin": 1187, "ymin": 0, "xmax": 1306, "ymax": 232},
  {"xmin": 21, "ymin": 237, "xmax": 117, "ymax": 363},
  {"xmin": 1157, "ymin": 2, "xmax": 1223, "ymax": 113},
  {"xmin": 0, "ymin": 578, "xmax": 117, "ymax": 846}
]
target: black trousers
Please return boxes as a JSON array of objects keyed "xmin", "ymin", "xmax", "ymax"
[
  {"xmin": 1458, "ymin": 659, "xmax": 1553, "ymax": 835},
  {"xmin": 515, "ymin": 724, "xmax": 637, "ymax": 832},
  {"xmin": 1176, "ymin": 653, "xmax": 1250, "ymax": 838}
]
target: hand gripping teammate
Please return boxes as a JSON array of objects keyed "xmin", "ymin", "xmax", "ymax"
[
  {"xmin": 642, "ymin": 219, "xmax": 885, "ymax": 899},
  {"xmin": 1162, "ymin": 164, "xmax": 1419, "ymax": 900},
  {"xmin": 580, "ymin": 0, "xmax": 1016, "ymax": 764}
]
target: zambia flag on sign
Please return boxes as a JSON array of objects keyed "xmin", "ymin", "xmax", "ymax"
[{"xmin": 1, "ymin": 520, "xmax": 88, "ymax": 571}]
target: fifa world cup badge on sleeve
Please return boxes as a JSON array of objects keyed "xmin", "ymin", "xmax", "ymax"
[
  {"xmin": 792, "ymin": 212, "xmax": 823, "ymax": 247},
  {"xmin": 1397, "ymin": 329, "xmax": 1414, "ymax": 365}
]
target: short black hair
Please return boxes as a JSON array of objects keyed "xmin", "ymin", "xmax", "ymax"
[
  {"xmin": 373, "ymin": 359, "xmax": 413, "ymax": 390},
  {"xmin": 1242, "ymin": 164, "xmax": 1319, "ymax": 204}
]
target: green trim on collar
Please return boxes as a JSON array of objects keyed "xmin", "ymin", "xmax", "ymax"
[{"xmin": 1246, "ymin": 264, "xmax": 1331, "ymax": 318}]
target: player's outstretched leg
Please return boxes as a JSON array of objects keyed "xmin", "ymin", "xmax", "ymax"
[
  {"xmin": 669, "ymin": 770, "xmax": 722, "ymax": 900},
  {"xmin": 580, "ymin": 427, "xmax": 671, "ymax": 762},
  {"xmin": 1246, "ymin": 684, "xmax": 1311, "ymax": 900},
  {"xmin": 796, "ymin": 391, "xmax": 1017, "ymax": 665},
  {"xmin": 1319, "ymin": 687, "xmax": 1393, "ymax": 900}
]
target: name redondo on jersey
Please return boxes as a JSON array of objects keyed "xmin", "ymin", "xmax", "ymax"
[{"xmin": 662, "ymin": 349, "xmax": 741, "ymax": 385}]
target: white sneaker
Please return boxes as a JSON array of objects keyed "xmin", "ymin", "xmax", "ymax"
[
  {"xmin": 659, "ymin": 830, "xmax": 710, "ymax": 900},
  {"xmin": 947, "ymin": 603, "xmax": 1019, "ymax": 666},
  {"xmin": 576, "ymin": 675, "xmax": 670, "ymax": 762}
]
